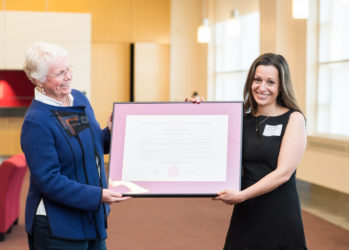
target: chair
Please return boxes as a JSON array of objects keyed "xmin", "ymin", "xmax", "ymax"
[{"xmin": 0, "ymin": 153, "xmax": 27, "ymax": 241}]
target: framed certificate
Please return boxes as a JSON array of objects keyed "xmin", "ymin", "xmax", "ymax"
[{"xmin": 108, "ymin": 102, "xmax": 243, "ymax": 197}]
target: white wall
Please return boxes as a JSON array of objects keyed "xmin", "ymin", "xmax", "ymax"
[{"xmin": 0, "ymin": 11, "xmax": 91, "ymax": 97}]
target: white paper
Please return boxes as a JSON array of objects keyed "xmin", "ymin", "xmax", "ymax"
[
  {"xmin": 263, "ymin": 124, "xmax": 283, "ymax": 136},
  {"xmin": 122, "ymin": 115, "xmax": 229, "ymax": 182}
]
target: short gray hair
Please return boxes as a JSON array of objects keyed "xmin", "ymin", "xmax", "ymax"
[{"xmin": 23, "ymin": 42, "xmax": 68, "ymax": 84}]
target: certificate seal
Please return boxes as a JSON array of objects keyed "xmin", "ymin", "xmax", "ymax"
[{"xmin": 168, "ymin": 166, "xmax": 180, "ymax": 177}]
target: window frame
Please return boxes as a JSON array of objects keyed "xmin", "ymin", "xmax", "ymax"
[
  {"xmin": 306, "ymin": 0, "xmax": 349, "ymax": 146},
  {"xmin": 210, "ymin": 12, "xmax": 260, "ymax": 102}
]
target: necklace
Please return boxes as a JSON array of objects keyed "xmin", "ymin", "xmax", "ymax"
[{"xmin": 255, "ymin": 115, "xmax": 270, "ymax": 133}]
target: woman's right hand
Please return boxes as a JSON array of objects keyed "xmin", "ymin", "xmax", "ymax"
[
  {"xmin": 213, "ymin": 189, "xmax": 246, "ymax": 205},
  {"xmin": 102, "ymin": 188, "xmax": 131, "ymax": 205}
]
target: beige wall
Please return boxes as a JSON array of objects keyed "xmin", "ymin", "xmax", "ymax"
[
  {"xmin": 134, "ymin": 43, "xmax": 170, "ymax": 102},
  {"xmin": 170, "ymin": 0, "xmax": 207, "ymax": 101},
  {"xmin": 299, "ymin": 147, "xmax": 349, "ymax": 194}
]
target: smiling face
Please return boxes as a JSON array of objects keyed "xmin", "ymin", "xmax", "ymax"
[
  {"xmin": 36, "ymin": 56, "xmax": 72, "ymax": 102},
  {"xmin": 251, "ymin": 65, "xmax": 280, "ymax": 111}
]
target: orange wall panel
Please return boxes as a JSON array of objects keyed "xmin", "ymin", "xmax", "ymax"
[
  {"xmin": 47, "ymin": 0, "xmax": 90, "ymax": 12},
  {"xmin": 91, "ymin": 42, "xmax": 130, "ymax": 125},
  {"xmin": 90, "ymin": 0, "xmax": 132, "ymax": 42},
  {"xmin": 4, "ymin": 0, "xmax": 46, "ymax": 11},
  {"xmin": 0, "ymin": 117, "xmax": 23, "ymax": 155},
  {"xmin": 131, "ymin": 0, "xmax": 170, "ymax": 43},
  {"xmin": 3, "ymin": 0, "xmax": 170, "ymax": 44}
]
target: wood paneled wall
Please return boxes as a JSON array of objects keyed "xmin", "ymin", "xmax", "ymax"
[
  {"xmin": 0, "ymin": 117, "xmax": 23, "ymax": 155},
  {"xmin": 0, "ymin": 0, "xmax": 170, "ymax": 155},
  {"xmin": 1, "ymin": 0, "xmax": 170, "ymax": 43},
  {"xmin": 134, "ymin": 43, "xmax": 170, "ymax": 102},
  {"xmin": 91, "ymin": 43, "xmax": 130, "ymax": 125}
]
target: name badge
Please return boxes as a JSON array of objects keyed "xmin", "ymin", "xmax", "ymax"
[{"xmin": 263, "ymin": 124, "xmax": 282, "ymax": 137}]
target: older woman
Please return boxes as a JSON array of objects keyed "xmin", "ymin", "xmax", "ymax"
[{"xmin": 21, "ymin": 42, "xmax": 130, "ymax": 250}]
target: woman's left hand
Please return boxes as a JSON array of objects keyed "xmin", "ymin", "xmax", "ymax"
[
  {"xmin": 213, "ymin": 189, "xmax": 246, "ymax": 205},
  {"xmin": 102, "ymin": 189, "xmax": 132, "ymax": 205}
]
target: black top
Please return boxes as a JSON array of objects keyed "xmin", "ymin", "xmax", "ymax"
[{"xmin": 223, "ymin": 109, "xmax": 307, "ymax": 250}]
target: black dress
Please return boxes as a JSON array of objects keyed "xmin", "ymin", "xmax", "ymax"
[{"xmin": 223, "ymin": 110, "xmax": 307, "ymax": 250}]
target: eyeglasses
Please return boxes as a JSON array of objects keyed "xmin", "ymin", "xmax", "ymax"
[{"xmin": 47, "ymin": 66, "xmax": 72, "ymax": 79}]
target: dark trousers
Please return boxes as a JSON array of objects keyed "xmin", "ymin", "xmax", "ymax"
[{"xmin": 28, "ymin": 215, "xmax": 106, "ymax": 250}]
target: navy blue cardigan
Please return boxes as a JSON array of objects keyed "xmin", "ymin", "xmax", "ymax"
[{"xmin": 21, "ymin": 89, "xmax": 111, "ymax": 240}]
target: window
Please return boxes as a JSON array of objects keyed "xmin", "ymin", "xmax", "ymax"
[
  {"xmin": 213, "ymin": 12, "xmax": 260, "ymax": 101},
  {"xmin": 316, "ymin": 0, "xmax": 349, "ymax": 136}
]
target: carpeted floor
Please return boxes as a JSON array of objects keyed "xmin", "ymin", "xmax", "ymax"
[{"xmin": 1, "ymin": 172, "xmax": 349, "ymax": 250}]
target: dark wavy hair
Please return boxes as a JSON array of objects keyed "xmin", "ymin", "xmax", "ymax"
[{"xmin": 243, "ymin": 53, "xmax": 302, "ymax": 115}]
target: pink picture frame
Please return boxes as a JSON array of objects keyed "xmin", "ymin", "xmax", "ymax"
[{"xmin": 108, "ymin": 102, "xmax": 243, "ymax": 197}]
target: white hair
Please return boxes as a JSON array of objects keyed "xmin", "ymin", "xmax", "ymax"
[{"xmin": 23, "ymin": 42, "xmax": 68, "ymax": 85}]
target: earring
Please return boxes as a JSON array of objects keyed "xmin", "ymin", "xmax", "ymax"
[{"xmin": 41, "ymin": 88, "xmax": 46, "ymax": 95}]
